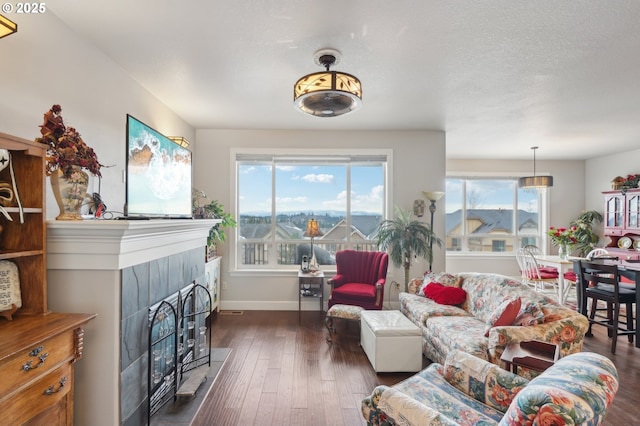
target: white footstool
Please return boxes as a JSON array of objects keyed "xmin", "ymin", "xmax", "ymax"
[{"xmin": 360, "ymin": 310, "xmax": 422, "ymax": 373}]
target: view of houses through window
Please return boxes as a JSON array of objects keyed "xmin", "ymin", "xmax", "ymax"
[
  {"xmin": 445, "ymin": 177, "xmax": 544, "ymax": 253},
  {"xmin": 235, "ymin": 153, "xmax": 388, "ymax": 269}
]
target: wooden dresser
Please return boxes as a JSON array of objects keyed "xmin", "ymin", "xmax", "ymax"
[{"xmin": 0, "ymin": 132, "xmax": 95, "ymax": 425}]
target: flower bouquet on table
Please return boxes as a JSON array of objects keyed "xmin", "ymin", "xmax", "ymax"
[{"xmin": 547, "ymin": 226, "xmax": 578, "ymax": 259}]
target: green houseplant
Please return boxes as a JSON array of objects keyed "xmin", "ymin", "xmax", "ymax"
[
  {"xmin": 569, "ymin": 209, "xmax": 603, "ymax": 256},
  {"xmin": 192, "ymin": 189, "xmax": 237, "ymax": 256},
  {"xmin": 376, "ymin": 207, "xmax": 443, "ymax": 292}
]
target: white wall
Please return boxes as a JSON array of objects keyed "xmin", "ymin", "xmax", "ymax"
[
  {"xmin": 0, "ymin": 12, "xmax": 194, "ymax": 219},
  {"xmin": 445, "ymin": 158, "xmax": 585, "ymax": 276},
  {"xmin": 194, "ymin": 129, "xmax": 446, "ymax": 310},
  {"xmin": 585, "ymin": 147, "xmax": 640, "ymax": 243}
]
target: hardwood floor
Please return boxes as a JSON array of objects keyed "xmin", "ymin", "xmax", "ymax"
[{"xmin": 193, "ymin": 310, "xmax": 637, "ymax": 426}]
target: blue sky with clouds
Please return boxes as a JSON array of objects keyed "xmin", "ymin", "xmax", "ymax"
[{"xmin": 239, "ymin": 164, "xmax": 384, "ymax": 215}]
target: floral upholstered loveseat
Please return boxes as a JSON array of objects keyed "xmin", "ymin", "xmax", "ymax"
[
  {"xmin": 400, "ymin": 272, "xmax": 588, "ymax": 369},
  {"xmin": 362, "ymin": 349, "xmax": 618, "ymax": 426}
]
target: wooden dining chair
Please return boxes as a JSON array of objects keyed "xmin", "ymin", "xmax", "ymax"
[{"xmin": 577, "ymin": 259, "xmax": 636, "ymax": 354}]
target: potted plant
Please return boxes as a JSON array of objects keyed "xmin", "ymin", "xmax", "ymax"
[
  {"xmin": 376, "ymin": 207, "xmax": 443, "ymax": 292},
  {"xmin": 192, "ymin": 189, "xmax": 237, "ymax": 257},
  {"xmin": 569, "ymin": 210, "xmax": 603, "ymax": 256}
]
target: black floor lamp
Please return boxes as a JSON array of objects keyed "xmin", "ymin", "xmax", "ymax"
[{"xmin": 423, "ymin": 191, "xmax": 444, "ymax": 272}]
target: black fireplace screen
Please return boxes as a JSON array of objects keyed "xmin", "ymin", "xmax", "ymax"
[{"xmin": 148, "ymin": 283, "xmax": 212, "ymax": 419}]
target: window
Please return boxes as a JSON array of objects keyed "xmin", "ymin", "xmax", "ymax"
[
  {"xmin": 235, "ymin": 151, "xmax": 389, "ymax": 270},
  {"xmin": 445, "ymin": 177, "xmax": 545, "ymax": 253}
]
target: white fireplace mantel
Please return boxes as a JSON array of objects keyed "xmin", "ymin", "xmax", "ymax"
[{"xmin": 46, "ymin": 219, "xmax": 221, "ymax": 270}]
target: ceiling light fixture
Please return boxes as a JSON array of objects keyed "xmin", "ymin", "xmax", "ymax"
[
  {"xmin": 294, "ymin": 48, "xmax": 362, "ymax": 117},
  {"xmin": 0, "ymin": 13, "xmax": 18, "ymax": 39},
  {"xmin": 518, "ymin": 146, "xmax": 553, "ymax": 189}
]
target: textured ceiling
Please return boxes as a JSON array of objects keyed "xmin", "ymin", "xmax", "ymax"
[{"xmin": 49, "ymin": 1, "xmax": 640, "ymax": 160}]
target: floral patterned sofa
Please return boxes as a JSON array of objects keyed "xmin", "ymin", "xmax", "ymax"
[
  {"xmin": 400, "ymin": 272, "xmax": 589, "ymax": 370},
  {"xmin": 362, "ymin": 349, "xmax": 618, "ymax": 426}
]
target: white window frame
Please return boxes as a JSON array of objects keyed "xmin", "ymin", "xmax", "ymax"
[
  {"xmin": 445, "ymin": 175, "xmax": 550, "ymax": 256},
  {"xmin": 230, "ymin": 148, "xmax": 393, "ymax": 272}
]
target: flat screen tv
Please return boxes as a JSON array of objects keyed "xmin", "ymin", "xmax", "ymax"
[{"xmin": 125, "ymin": 114, "xmax": 192, "ymax": 218}]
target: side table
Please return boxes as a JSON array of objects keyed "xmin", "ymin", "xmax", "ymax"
[
  {"xmin": 501, "ymin": 340, "xmax": 560, "ymax": 374},
  {"xmin": 298, "ymin": 270, "xmax": 324, "ymax": 322}
]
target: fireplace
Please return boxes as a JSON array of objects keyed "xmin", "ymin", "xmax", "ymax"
[{"xmin": 147, "ymin": 283, "xmax": 212, "ymax": 421}]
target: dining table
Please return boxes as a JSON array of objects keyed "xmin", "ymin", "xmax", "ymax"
[
  {"xmin": 534, "ymin": 255, "xmax": 579, "ymax": 305},
  {"xmin": 572, "ymin": 258, "xmax": 640, "ymax": 349}
]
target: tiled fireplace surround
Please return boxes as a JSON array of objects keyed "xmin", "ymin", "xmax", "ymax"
[
  {"xmin": 45, "ymin": 219, "xmax": 219, "ymax": 426},
  {"xmin": 121, "ymin": 246, "xmax": 204, "ymax": 425}
]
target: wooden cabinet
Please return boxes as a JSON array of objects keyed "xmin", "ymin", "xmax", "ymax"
[
  {"xmin": 0, "ymin": 132, "xmax": 95, "ymax": 425},
  {"xmin": 602, "ymin": 189, "xmax": 640, "ymax": 260}
]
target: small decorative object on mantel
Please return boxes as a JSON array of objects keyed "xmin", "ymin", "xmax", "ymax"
[
  {"xmin": 612, "ymin": 174, "xmax": 640, "ymax": 194},
  {"xmin": 35, "ymin": 105, "xmax": 103, "ymax": 220},
  {"xmin": 0, "ymin": 260, "xmax": 21, "ymax": 320}
]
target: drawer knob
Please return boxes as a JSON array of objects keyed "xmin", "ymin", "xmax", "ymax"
[
  {"xmin": 43, "ymin": 376, "xmax": 67, "ymax": 396},
  {"xmin": 21, "ymin": 351, "xmax": 49, "ymax": 371}
]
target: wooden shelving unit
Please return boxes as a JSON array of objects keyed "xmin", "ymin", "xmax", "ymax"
[{"xmin": 0, "ymin": 131, "xmax": 95, "ymax": 425}]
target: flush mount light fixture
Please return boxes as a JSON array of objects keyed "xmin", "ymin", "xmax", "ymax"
[
  {"xmin": 518, "ymin": 146, "xmax": 553, "ymax": 189},
  {"xmin": 0, "ymin": 13, "xmax": 18, "ymax": 39},
  {"xmin": 294, "ymin": 48, "xmax": 362, "ymax": 117}
]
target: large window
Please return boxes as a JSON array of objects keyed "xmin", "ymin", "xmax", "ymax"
[
  {"xmin": 445, "ymin": 177, "xmax": 545, "ymax": 253},
  {"xmin": 234, "ymin": 152, "xmax": 389, "ymax": 270}
]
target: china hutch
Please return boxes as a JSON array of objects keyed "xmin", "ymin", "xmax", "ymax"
[
  {"xmin": 602, "ymin": 188, "xmax": 640, "ymax": 260},
  {"xmin": 0, "ymin": 132, "xmax": 95, "ymax": 425}
]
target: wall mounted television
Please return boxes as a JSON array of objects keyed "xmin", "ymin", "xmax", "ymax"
[{"xmin": 125, "ymin": 114, "xmax": 192, "ymax": 218}]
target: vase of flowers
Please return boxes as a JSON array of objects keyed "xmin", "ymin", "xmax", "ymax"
[
  {"xmin": 35, "ymin": 105, "xmax": 102, "ymax": 220},
  {"xmin": 547, "ymin": 226, "xmax": 578, "ymax": 260}
]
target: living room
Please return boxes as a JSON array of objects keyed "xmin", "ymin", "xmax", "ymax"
[{"xmin": 1, "ymin": 2, "xmax": 638, "ymax": 425}]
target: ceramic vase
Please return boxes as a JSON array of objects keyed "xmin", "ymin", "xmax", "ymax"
[{"xmin": 50, "ymin": 166, "xmax": 89, "ymax": 220}]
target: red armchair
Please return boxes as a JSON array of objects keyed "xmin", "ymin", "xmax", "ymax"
[{"xmin": 328, "ymin": 250, "xmax": 389, "ymax": 310}]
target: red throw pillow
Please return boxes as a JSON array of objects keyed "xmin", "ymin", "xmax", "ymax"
[
  {"xmin": 484, "ymin": 298, "xmax": 522, "ymax": 337},
  {"xmin": 423, "ymin": 282, "xmax": 467, "ymax": 305}
]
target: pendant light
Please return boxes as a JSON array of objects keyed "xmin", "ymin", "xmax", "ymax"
[{"xmin": 518, "ymin": 146, "xmax": 553, "ymax": 189}]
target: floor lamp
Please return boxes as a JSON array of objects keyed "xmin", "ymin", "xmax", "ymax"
[{"xmin": 423, "ymin": 191, "xmax": 444, "ymax": 272}]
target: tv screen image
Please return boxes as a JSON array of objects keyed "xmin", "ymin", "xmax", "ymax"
[{"xmin": 126, "ymin": 114, "xmax": 192, "ymax": 218}]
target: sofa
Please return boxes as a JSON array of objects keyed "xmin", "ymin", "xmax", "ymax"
[
  {"xmin": 362, "ymin": 349, "xmax": 618, "ymax": 426},
  {"xmin": 400, "ymin": 272, "xmax": 589, "ymax": 370}
]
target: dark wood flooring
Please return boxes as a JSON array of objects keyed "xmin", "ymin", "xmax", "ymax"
[{"xmin": 192, "ymin": 310, "xmax": 638, "ymax": 426}]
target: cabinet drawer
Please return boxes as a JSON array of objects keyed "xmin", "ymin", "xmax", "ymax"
[
  {"xmin": 0, "ymin": 329, "xmax": 76, "ymax": 397},
  {"xmin": 604, "ymin": 228, "xmax": 623, "ymax": 236},
  {"xmin": 0, "ymin": 363, "xmax": 72, "ymax": 425}
]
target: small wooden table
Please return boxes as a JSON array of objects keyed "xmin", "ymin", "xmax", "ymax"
[
  {"xmin": 501, "ymin": 340, "xmax": 559, "ymax": 374},
  {"xmin": 298, "ymin": 270, "xmax": 324, "ymax": 322}
]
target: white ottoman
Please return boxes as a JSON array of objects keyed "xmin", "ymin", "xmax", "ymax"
[{"xmin": 360, "ymin": 310, "xmax": 422, "ymax": 373}]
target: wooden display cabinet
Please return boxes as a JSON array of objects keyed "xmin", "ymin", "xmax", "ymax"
[
  {"xmin": 0, "ymin": 132, "xmax": 95, "ymax": 425},
  {"xmin": 602, "ymin": 189, "xmax": 640, "ymax": 261}
]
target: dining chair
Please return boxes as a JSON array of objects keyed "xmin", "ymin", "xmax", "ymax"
[
  {"xmin": 516, "ymin": 248, "xmax": 559, "ymax": 293},
  {"xmin": 577, "ymin": 259, "xmax": 636, "ymax": 354},
  {"xmin": 523, "ymin": 244, "xmax": 560, "ymax": 275}
]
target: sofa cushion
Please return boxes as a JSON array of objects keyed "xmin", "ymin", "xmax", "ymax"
[
  {"xmin": 377, "ymin": 363, "xmax": 505, "ymax": 425},
  {"xmin": 399, "ymin": 293, "xmax": 471, "ymax": 326},
  {"xmin": 424, "ymin": 282, "xmax": 467, "ymax": 305},
  {"xmin": 425, "ymin": 316, "xmax": 490, "ymax": 363},
  {"xmin": 484, "ymin": 298, "xmax": 522, "ymax": 337},
  {"xmin": 444, "ymin": 350, "xmax": 528, "ymax": 413},
  {"xmin": 514, "ymin": 300, "xmax": 544, "ymax": 326}
]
